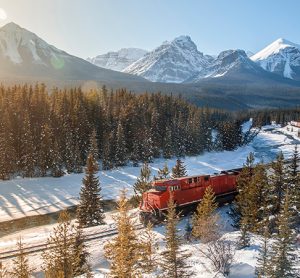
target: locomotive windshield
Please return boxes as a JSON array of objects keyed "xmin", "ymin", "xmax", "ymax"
[{"xmin": 152, "ymin": 185, "xmax": 167, "ymax": 191}]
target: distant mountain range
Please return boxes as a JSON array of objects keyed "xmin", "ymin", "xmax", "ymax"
[
  {"xmin": 1, "ymin": 22, "xmax": 300, "ymax": 111},
  {"xmin": 89, "ymin": 35, "xmax": 300, "ymax": 84}
]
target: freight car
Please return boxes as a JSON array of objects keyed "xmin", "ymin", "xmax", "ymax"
[{"xmin": 139, "ymin": 168, "xmax": 242, "ymax": 224}]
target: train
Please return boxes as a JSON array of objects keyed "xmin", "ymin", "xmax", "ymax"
[{"xmin": 139, "ymin": 167, "xmax": 243, "ymax": 224}]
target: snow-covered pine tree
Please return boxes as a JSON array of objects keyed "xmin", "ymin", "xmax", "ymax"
[
  {"xmin": 20, "ymin": 112, "xmax": 36, "ymax": 178},
  {"xmin": 115, "ymin": 121, "xmax": 127, "ymax": 166},
  {"xmin": 0, "ymin": 121, "xmax": 16, "ymax": 180},
  {"xmin": 73, "ymin": 142, "xmax": 83, "ymax": 173},
  {"xmin": 104, "ymin": 190, "xmax": 142, "ymax": 277},
  {"xmin": 51, "ymin": 139, "xmax": 64, "ymax": 177},
  {"xmin": 10, "ymin": 238, "xmax": 33, "ymax": 278},
  {"xmin": 88, "ymin": 128, "xmax": 99, "ymax": 170},
  {"xmin": 77, "ymin": 154, "xmax": 105, "ymax": 227},
  {"xmin": 192, "ymin": 186, "xmax": 219, "ymax": 242},
  {"xmin": 157, "ymin": 163, "xmax": 170, "ymax": 179},
  {"xmin": 160, "ymin": 194, "xmax": 192, "ymax": 278},
  {"xmin": 171, "ymin": 159, "xmax": 187, "ymax": 178},
  {"xmin": 38, "ymin": 123, "xmax": 54, "ymax": 176},
  {"xmin": 268, "ymin": 190, "xmax": 297, "ymax": 278},
  {"xmin": 163, "ymin": 126, "xmax": 174, "ymax": 159},
  {"xmin": 133, "ymin": 162, "xmax": 152, "ymax": 201}
]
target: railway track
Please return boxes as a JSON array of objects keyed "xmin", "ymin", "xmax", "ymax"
[{"xmin": 0, "ymin": 223, "xmax": 144, "ymax": 260}]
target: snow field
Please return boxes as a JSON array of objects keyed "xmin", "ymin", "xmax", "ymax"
[{"xmin": 0, "ymin": 122, "xmax": 299, "ymax": 223}]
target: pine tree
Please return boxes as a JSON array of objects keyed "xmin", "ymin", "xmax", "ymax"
[
  {"xmin": 51, "ymin": 139, "xmax": 64, "ymax": 177},
  {"xmin": 115, "ymin": 121, "xmax": 127, "ymax": 166},
  {"xmin": 139, "ymin": 223, "xmax": 158, "ymax": 274},
  {"xmin": 77, "ymin": 154, "xmax": 105, "ymax": 227},
  {"xmin": 157, "ymin": 163, "xmax": 169, "ymax": 179},
  {"xmin": 104, "ymin": 190, "xmax": 142, "ymax": 277},
  {"xmin": 268, "ymin": 191, "xmax": 297, "ymax": 278},
  {"xmin": 269, "ymin": 152, "xmax": 287, "ymax": 228},
  {"xmin": 20, "ymin": 113, "xmax": 36, "ymax": 178},
  {"xmin": 160, "ymin": 194, "xmax": 192, "ymax": 278},
  {"xmin": 133, "ymin": 162, "xmax": 152, "ymax": 201},
  {"xmin": 72, "ymin": 227, "xmax": 90, "ymax": 277},
  {"xmin": 255, "ymin": 225, "xmax": 270, "ymax": 278},
  {"xmin": 163, "ymin": 126, "xmax": 174, "ymax": 159},
  {"xmin": 42, "ymin": 211, "xmax": 89, "ymax": 278},
  {"xmin": 88, "ymin": 128, "xmax": 99, "ymax": 163},
  {"xmin": 192, "ymin": 186, "xmax": 219, "ymax": 242},
  {"xmin": 171, "ymin": 159, "xmax": 187, "ymax": 178},
  {"xmin": 231, "ymin": 152, "xmax": 255, "ymax": 227},
  {"xmin": 238, "ymin": 215, "xmax": 251, "ymax": 249},
  {"xmin": 38, "ymin": 123, "xmax": 54, "ymax": 176},
  {"xmin": 10, "ymin": 238, "xmax": 33, "ymax": 278},
  {"xmin": 288, "ymin": 145, "xmax": 300, "ymax": 220}
]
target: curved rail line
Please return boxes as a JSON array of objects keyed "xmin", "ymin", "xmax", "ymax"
[{"xmin": 0, "ymin": 223, "xmax": 144, "ymax": 260}]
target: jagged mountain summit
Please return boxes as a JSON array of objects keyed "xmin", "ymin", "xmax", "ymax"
[
  {"xmin": 251, "ymin": 38, "xmax": 300, "ymax": 80},
  {"xmin": 186, "ymin": 49, "xmax": 264, "ymax": 82},
  {"xmin": 123, "ymin": 35, "xmax": 213, "ymax": 83},
  {"xmin": 87, "ymin": 48, "xmax": 148, "ymax": 71},
  {"xmin": 0, "ymin": 22, "xmax": 146, "ymax": 83}
]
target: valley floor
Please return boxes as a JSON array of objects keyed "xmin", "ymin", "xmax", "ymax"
[
  {"xmin": 0, "ymin": 121, "xmax": 299, "ymax": 223},
  {"xmin": 1, "ymin": 121, "xmax": 300, "ymax": 277}
]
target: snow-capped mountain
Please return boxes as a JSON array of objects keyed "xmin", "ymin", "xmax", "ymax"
[
  {"xmin": 123, "ymin": 36, "xmax": 213, "ymax": 83},
  {"xmin": 186, "ymin": 49, "xmax": 263, "ymax": 82},
  {"xmin": 0, "ymin": 22, "xmax": 146, "ymax": 83},
  {"xmin": 87, "ymin": 48, "xmax": 148, "ymax": 71},
  {"xmin": 251, "ymin": 38, "xmax": 300, "ymax": 80}
]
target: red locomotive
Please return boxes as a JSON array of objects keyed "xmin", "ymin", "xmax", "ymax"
[{"xmin": 139, "ymin": 168, "xmax": 242, "ymax": 223}]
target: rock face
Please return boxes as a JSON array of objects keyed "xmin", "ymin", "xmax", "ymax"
[
  {"xmin": 123, "ymin": 35, "xmax": 213, "ymax": 83},
  {"xmin": 186, "ymin": 49, "xmax": 265, "ymax": 82},
  {"xmin": 251, "ymin": 38, "xmax": 300, "ymax": 81},
  {"xmin": 0, "ymin": 22, "xmax": 146, "ymax": 83},
  {"xmin": 87, "ymin": 48, "xmax": 148, "ymax": 71}
]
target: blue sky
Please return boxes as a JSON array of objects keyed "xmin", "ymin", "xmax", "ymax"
[{"xmin": 0, "ymin": 0, "xmax": 300, "ymax": 58}]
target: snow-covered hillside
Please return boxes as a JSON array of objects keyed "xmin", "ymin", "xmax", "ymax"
[
  {"xmin": 87, "ymin": 48, "xmax": 148, "ymax": 71},
  {"xmin": 0, "ymin": 122, "xmax": 299, "ymax": 223},
  {"xmin": 123, "ymin": 36, "xmax": 213, "ymax": 83},
  {"xmin": 251, "ymin": 38, "xmax": 300, "ymax": 80},
  {"xmin": 185, "ymin": 49, "xmax": 268, "ymax": 82},
  {"xmin": 0, "ymin": 22, "xmax": 64, "ymax": 65}
]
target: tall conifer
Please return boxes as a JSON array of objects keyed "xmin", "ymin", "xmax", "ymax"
[{"xmin": 77, "ymin": 154, "xmax": 104, "ymax": 227}]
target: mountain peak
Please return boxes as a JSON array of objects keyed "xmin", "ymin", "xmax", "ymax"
[
  {"xmin": 1, "ymin": 22, "xmax": 23, "ymax": 31},
  {"xmin": 252, "ymin": 38, "xmax": 300, "ymax": 62}
]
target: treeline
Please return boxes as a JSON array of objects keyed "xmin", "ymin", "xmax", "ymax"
[
  {"xmin": 241, "ymin": 106, "xmax": 300, "ymax": 127},
  {"xmin": 0, "ymin": 83, "xmax": 246, "ymax": 180}
]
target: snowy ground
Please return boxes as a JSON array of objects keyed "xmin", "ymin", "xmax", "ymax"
[
  {"xmin": 1, "ymin": 205, "xmax": 299, "ymax": 278},
  {"xmin": 0, "ymin": 122, "xmax": 300, "ymax": 222}
]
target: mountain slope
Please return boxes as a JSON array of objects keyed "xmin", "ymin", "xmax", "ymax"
[
  {"xmin": 251, "ymin": 38, "xmax": 300, "ymax": 81},
  {"xmin": 185, "ymin": 49, "xmax": 298, "ymax": 85},
  {"xmin": 87, "ymin": 48, "xmax": 148, "ymax": 71},
  {"xmin": 0, "ymin": 22, "xmax": 146, "ymax": 83},
  {"xmin": 123, "ymin": 36, "xmax": 213, "ymax": 83}
]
